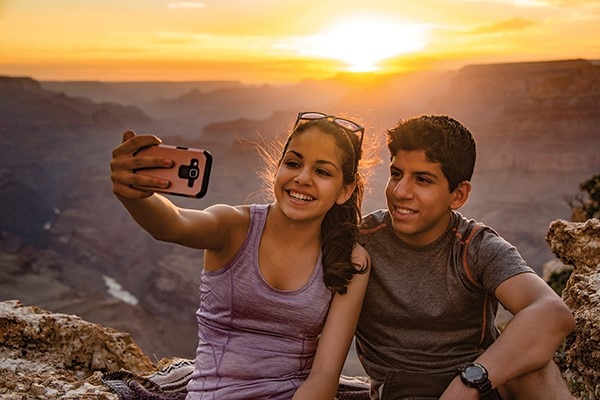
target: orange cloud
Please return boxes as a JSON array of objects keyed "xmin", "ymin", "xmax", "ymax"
[{"xmin": 470, "ymin": 18, "xmax": 537, "ymax": 34}]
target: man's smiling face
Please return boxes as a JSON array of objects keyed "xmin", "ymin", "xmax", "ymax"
[{"xmin": 385, "ymin": 149, "xmax": 458, "ymax": 246}]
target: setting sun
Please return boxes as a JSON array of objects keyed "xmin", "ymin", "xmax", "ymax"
[{"xmin": 294, "ymin": 17, "xmax": 430, "ymax": 72}]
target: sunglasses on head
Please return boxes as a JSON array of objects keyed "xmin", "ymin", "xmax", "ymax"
[{"xmin": 294, "ymin": 111, "xmax": 365, "ymax": 150}]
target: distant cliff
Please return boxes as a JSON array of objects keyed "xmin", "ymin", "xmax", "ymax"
[{"xmin": 0, "ymin": 76, "xmax": 151, "ymax": 132}]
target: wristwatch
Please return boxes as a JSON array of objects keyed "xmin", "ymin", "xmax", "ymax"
[{"xmin": 457, "ymin": 362, "xmax": 496, "ymax": 398}]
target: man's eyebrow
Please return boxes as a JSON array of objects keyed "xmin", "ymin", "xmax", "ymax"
[
  {"xmin": 414, "ymin": 170, "xmax": 437, "ymax": 177},
  {"xmin": 390, "ymin": 165, "xmax": 439, "ymax": 179},
  {"xmin": 413, "ymin": 170, "xmax": 442, "ymax": 182}
]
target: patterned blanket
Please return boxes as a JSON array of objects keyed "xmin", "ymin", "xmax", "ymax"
[{"xmin": 102, "ymin": 358, "xmax": 371, "ymax": 400}]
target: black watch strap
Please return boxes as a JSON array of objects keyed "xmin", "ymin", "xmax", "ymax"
[
  {"xmin": 478, "ymin": 380, "xmax": 493, "ymax": 396},
  {"xmin": 483, "ymin": 389, "xmax": 503, "ymax": 400}
]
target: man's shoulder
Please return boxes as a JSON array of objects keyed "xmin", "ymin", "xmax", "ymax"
[
  {"xmin": 360, "ymin": 209, "xmax": 389, "ymax": 232},
  {"xmin": 452, "ymin": 212, "xmax": 500, "ymax": 243}
]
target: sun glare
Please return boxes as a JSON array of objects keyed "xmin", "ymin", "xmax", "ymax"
[{"xmin": 297, "ymin": 17, "xmax": 430, "ymax": 72}]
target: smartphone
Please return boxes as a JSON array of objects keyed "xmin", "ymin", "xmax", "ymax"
[{"xmin": 133, "ymin": 144, "xmax": 212, "ymax": 198}]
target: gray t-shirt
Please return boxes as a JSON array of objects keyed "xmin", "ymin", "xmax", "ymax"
[{"xmin": 356, "ymin": 210, "xmax": 534, "ymax": 398}]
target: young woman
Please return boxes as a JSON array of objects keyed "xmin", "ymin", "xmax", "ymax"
[{"xmin": 110, "ymin": 112, "xmax": 371, "ymax": 399}]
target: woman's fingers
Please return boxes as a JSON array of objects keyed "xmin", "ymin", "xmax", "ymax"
[
  {"xmin": 112, "ymin": 131, "xmax": 161, "ymax": 158},
  {"xmin": 110, "ymin": 131, "xmax": 169, "ymax": 199},
  {"xmin": 122, "ymin": 129, "xmax": 136, "ymax": 143}
]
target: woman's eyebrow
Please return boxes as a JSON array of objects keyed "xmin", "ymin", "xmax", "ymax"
[{"xmin": 285, "ymin": 150, "xmax": 339, "ymax": 171}]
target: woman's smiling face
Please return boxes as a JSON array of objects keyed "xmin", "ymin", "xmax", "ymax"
[{"xmin": 274, "ymin": 127, "xmax": 353, "ymax": 223}]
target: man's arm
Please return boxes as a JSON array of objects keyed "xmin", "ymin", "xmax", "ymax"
[{"xmin": 441, "ymin": 272, "xmax": 575, "ymax": 399}]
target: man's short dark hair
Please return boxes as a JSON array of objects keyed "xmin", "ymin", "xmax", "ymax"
[{"xmin": 386, "ymin": 115, "xmax": 476, "ymax": 192}]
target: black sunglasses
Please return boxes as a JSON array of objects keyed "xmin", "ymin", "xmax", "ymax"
[{"xmin": 294, "ymin": 111, "xmax": 365, "ymax": 150}]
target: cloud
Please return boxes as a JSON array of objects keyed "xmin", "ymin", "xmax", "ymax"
[
  {"xmin": 508, "ymin": 0, "xmax": 552, "ymax": 7},
  {"xmin": 450, "ymin": 0, "xmax": 600, "ymax": 9},
  {"xmin": 167, "ymin": 2, "xmax": 205, "ymax": 9},
  {"xmin": 450, "ymin": 0, "xmax": 551, "ymax": 7},
  {"xmin": 545, "ymin": 0, "xmax": 600, "ymax": 7},
  {"xmin": 470, "ymin": 17, "xmax": 537, "ymax": 34}
]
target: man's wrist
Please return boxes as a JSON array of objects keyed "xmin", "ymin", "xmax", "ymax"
[{"xmin": 457, "ymin": 362, "xmax": 495, "ymax": 397}]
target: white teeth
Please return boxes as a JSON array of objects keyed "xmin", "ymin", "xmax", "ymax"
[
  {"xmin": 289, "ymin": 191, "xmax": 314, "ymax": 201},
  {"xmin": 396, "ymin": 208, "xmax": 415, "ymax": 214}
]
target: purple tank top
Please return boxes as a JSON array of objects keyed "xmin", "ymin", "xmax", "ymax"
[{"xmin": 186, "ymin": 204, "xmax": 333, "ymax": 400}]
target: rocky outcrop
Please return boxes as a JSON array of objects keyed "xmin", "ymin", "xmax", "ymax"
[
  {"xmin": 546, "ymin": 218, "xmax": 600, "ymax": 400},
  {"xmin": 0, "ymin": 300, "xmax": 154, "ymax": 399}
]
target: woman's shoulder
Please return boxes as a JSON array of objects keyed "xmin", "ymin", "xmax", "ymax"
[
  {"xmin": 352, "ymin": 242, "xmax": 371, "ymax": 272},
  {"xmin": 203, "ymin": 203, "xmax": 252, "ymax": 225}
]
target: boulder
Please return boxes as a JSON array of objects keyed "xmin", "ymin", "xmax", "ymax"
[
  {"xmin": 0, "ymin": 299, "xmax": 154, "ymax": 399},
  {"xmin": 546, "ymin": 218, "xmax": 600, "ymax": 399}
]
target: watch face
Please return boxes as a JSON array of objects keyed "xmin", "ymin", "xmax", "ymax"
[{"xmin": 464, "ymin": 365, "xmax": 485, "ymax": 381}]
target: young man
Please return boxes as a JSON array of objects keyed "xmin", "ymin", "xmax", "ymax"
[{"xmin": 356, "ymin": 115, "xmax": 575, "ymax": 400}]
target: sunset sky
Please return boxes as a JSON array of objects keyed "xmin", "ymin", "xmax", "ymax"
[{"xmin": 1, "ymin": 0, "xmax": 599, "ymax": 83}]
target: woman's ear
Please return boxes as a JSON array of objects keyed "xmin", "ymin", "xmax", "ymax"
[
  {"xmin": 450, "ymin": 181, "xmax": 471, "ymax": 210},
  {"xmin": 336, "ymin": 181, "xmax": 357, "ymax": 205}
]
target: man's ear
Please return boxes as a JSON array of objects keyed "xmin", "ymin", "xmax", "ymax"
[
  {"xmin": 450, "ymin": 181, "xmax": 471, "ymax": 210},
  {"xmin": 336, "ymin": 181, "xmax": 357, "ymax": 205}
]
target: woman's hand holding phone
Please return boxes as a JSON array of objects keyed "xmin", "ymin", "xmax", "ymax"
[{"xmin": 110, "ymin": 130, "xmax": 212, "ymax": 200}]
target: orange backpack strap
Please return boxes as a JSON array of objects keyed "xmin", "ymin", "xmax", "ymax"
[
  {"xmin": 457, "ymin": 222, "xmax": 491, "ymax": 346},
  {"xmin": 460, "ymin": 223, "xmax": 484, "ymax": 290}
]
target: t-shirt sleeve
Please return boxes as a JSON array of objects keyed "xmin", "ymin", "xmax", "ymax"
[{"xmin": 468, "ymin": 228, "xmax": 535, "ymax": 293}]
